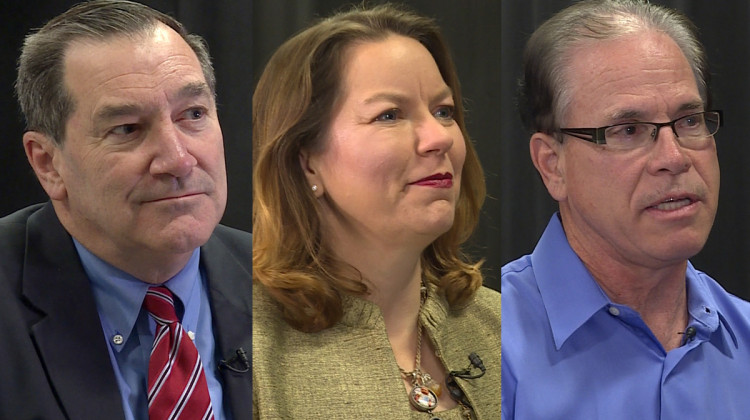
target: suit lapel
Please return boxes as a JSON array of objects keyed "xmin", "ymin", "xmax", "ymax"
[
  {"xmin": 201, "ymin": 226, "xmax": 252, "ymax": 419},
  {"xmin": 22, "ymin": 203, "xmax": 126, "ymax": 420}
]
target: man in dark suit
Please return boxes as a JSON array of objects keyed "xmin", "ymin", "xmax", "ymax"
[{"xmin": 0, "ymin": 1, "xmax": 251, "ymax": 419}]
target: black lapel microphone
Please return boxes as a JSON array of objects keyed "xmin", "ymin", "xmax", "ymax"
[
  {"xmin": 449, "ymin": 352, "xmax": 486, "ymax": 380},
  {"xmin": 219, "ymin": 347, "xmax": 250, "ymax": 373},
  {"xmin": 445, "ymin": 352, "xmax": 486, "ymax": 408},
  {"xmin": 680, "ymin": 326, "xmax": 697, "ymax": 346}
]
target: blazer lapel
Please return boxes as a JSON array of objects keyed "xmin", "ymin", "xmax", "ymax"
[
  {"xmin": 22, "ymin": 203, "xmax": 126, "ymax": 420},
  {"xmin": 201, "ymin": 226, "xmax": 252, "ymax": 419}
]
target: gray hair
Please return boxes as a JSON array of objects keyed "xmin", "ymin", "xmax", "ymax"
[
  {"xmin": 15, "ymin": 0, "xmax": 216, "ymax": 145},
  {"xmin": 518, "ymin": 0, "xmax": 710, "ymax": 135}
]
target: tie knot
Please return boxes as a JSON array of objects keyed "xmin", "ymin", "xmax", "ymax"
[{"xmin": 144, "ymin": 286, "xmax": 179, "ymax": 325}]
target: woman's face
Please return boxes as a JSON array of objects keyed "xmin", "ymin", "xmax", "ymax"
[{"xmin": 301, "ymin": 35, "xmax": 466, "ymax": 252}]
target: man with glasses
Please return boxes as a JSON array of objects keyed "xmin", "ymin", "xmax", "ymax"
[{"xmin": 502, "ymin": 1, "xmax": 750, "ymax": 419}]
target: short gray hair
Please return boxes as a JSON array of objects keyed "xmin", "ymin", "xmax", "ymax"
[
  {"xmin": 519, "ymin": 0, "xmax": 710, "ymax": 135},
  {"xmin": 15, "ymin": 0, "xmax": 216, "ymax": 145}
]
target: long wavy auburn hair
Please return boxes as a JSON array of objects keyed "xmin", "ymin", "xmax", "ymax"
[{"xmin": 252, "ymin": 3, "xmax": 486, "ymax": 333}]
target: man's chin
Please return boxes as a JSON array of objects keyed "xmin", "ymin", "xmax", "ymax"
[
  {"xmin": 150, "ymin": 218, "xmax": 219, "ymax": 253},
  {"xmin": 645, "ymin": 237, "xmax": 708, "ymax": 266}
]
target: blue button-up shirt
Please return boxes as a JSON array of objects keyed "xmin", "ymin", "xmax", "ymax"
[
  {"xmin": 74, "ymin": 240, "xmax": 228, "ymax": 420},
  {"xmin": 501, "ymin": 214, "xmax": 750, "ymax": 420}
]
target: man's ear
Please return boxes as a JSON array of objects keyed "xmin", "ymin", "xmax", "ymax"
[
  {"xmin": 23, "ymin": 131, "xmax": 67, "ymax": 200},
  {"xmin": 529, "ymin": 132, "xmax": 567, "ymax": 202},
  {"xmin": 299, "ymin": 148, "xmax": 324, "ymax": 197}
]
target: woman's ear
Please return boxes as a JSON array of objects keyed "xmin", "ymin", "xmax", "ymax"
[
  {"xmin": 529, "ymin": 132, "xmax": 567, "ymax": 202},
  {"xmin": 23, "ymin": 131, "xmax": 67, "ymax": 200},
  {"xmin": 299, "ymin": 149, "xmax": 324, "ymax": 197}
]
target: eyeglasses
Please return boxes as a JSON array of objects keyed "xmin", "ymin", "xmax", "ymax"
[{"xmin": 558, "ymin": 110, "xmax": 722, "ymax": 151}]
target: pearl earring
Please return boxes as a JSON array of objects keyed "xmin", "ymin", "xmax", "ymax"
[{"xmin": 311, "ymin": 185, "xmax": 318, "ymax": 192}]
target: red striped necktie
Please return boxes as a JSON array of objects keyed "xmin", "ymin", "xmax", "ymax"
[{"xmin": 144, "ymin": 286, "xmax": 215, "ymax": 420}]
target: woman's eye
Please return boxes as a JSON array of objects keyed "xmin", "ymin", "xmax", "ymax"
[
  {"xmin": 374, "ymin": 109, "xmax": 399, "ymax": 122},
  {"xmin": 434, "ymin": 105, "xmax": 455, "ymax": 120}
]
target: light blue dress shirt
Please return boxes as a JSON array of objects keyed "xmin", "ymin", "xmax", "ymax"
[
  {"xmin": 74, "ymin": 240, "xmax": 228, "ymax": 420},
  {"xmin": 501, "ymin": 213, "xmax": 750, "ymax": 420}
]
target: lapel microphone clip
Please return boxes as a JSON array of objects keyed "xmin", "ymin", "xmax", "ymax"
[
  {"xmin": 219, "ymin": 347, "xmax": 250, "ymax": 373},
  {"xmin": 445, "ymin": 352, "xmax": 486, "ymax": 409}
]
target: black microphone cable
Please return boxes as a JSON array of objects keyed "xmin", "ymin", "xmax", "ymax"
[{"xmin": 445, "ymin": 352, "xmax": 486, "ymax": 410}]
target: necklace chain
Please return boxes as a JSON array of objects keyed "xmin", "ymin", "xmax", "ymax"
[
  {"xmin": 399, "ymin": 320, "xmax": 429, "ymax": 383},
  {"xmin": 397, "ymin": 283, "xmax": 475, "ymax": 419},
  {"xmin": 398, "ymin": 284, "xmax": 442, "ymax": 416},
  {"xmin": 398, "ymin": 284, "xmax": 427, "ymax": 383}
]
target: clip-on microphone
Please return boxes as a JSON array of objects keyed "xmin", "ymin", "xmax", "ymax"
[
  {"xmin": 445, "ymin": 352, "xmax": 486, "ymax": 406},
  {"xmin": 218, "ymin": 347, "xmax": 250, "ymax": 373}
]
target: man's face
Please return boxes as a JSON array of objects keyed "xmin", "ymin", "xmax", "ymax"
[
  {"xmin": 554, "ymin": 30, "xmax": 719, "ymax": 269},
  {"xmin": 51, "ymin": 24, "xmax": 226, "ymax": 275}
]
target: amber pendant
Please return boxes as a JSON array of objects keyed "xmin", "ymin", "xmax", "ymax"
[
  {"xmin": 409, "ymin": 385, "xmax": 439, "ymax": 412},
  {"xmin": 426, "ymin": 379, "xmax": 442, "ymax": 397},
  {"xmin": 421, "ymin": 372, "xmax": 442, "ymax": 397}
]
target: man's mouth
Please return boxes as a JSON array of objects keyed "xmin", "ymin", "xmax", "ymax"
[{"xmin": 649, "ymin": 197, "xmax": 694, "ymax": 211}]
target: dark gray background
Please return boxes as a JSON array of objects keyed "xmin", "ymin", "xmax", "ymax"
[
  {"xmin": 253, "ymin": 0, "xmax": 502, "ymax": 291},
  {"xmin": 1, "ymin": 0, "xmax": 252, "ymax": 232},
  {"xmin": 4, "ymin": 1, "xmax": 747, "ymax": 298},
  {"xmin": 500, "ymin": 1, "xmax": 750, "ymax": 300},
  {"xmin": 254, "ymin": 1, "xmax": 748, "ymax": 298}
]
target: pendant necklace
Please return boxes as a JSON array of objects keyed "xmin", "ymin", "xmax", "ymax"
[{"xmin": 399, "ymin": 284, "xmax": 443, "ymax": 419}]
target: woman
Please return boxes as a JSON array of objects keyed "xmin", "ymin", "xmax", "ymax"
[{"xmin": 252, "ymin": 4, "xmax": 500, "ymax": 419}]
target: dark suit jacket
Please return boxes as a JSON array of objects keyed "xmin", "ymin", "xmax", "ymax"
[{"xmin": 0, "ymin": 203, "xmax": 252, "ymax": 420}]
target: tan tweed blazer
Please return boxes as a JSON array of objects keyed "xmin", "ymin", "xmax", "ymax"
[{"xmin": 252, "ymin": 282, "xmax": 501, "ymax": 419}]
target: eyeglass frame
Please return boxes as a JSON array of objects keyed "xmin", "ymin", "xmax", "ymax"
[{"xmin": 557, "ymin": 110, "xmax": 723, "ymax": 149}]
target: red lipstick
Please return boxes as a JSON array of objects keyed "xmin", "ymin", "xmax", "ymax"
[{"xmin": 412, "ymin": 173, "xmax": 453, "ymax": 188}]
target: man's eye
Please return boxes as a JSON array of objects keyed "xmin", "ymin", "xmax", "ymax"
[
  {"xmin": 111, "ymin": 124, "xmax": 138, "ymax": 136},
  {"xmin": 184, "ymin": 107, "xmax": 206, "ymax": 120},
  {"xmin": 683, "ymin": 116, "xmax": 699, "ymax": 127},
  {"xmin": 609, "ymin": 124, "xmax": 644, "ymax": 137}
]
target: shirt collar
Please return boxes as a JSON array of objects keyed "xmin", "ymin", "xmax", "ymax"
[
  {"xmin": 532, "ymin": 213, "xmax": 610, "ymax": 349},
  {"xmin": 533, "ymin": 213, "xmax": 731, "ymax": 350},
  {"xmin": 684, "ymin": 262, "xmax": 729, "ymax": 342},
  {"xmin": 73, "ymin": 239, "xmax": 202, "ymax": 350}
]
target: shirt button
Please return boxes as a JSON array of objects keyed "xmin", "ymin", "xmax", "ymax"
[
  {"xmin": 608, "ymin": 306, "xmax": 620, "ymax": 316},
  {"xmin": 112, "ymin": 334, "xmax": 124, "ymax": 345}
]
